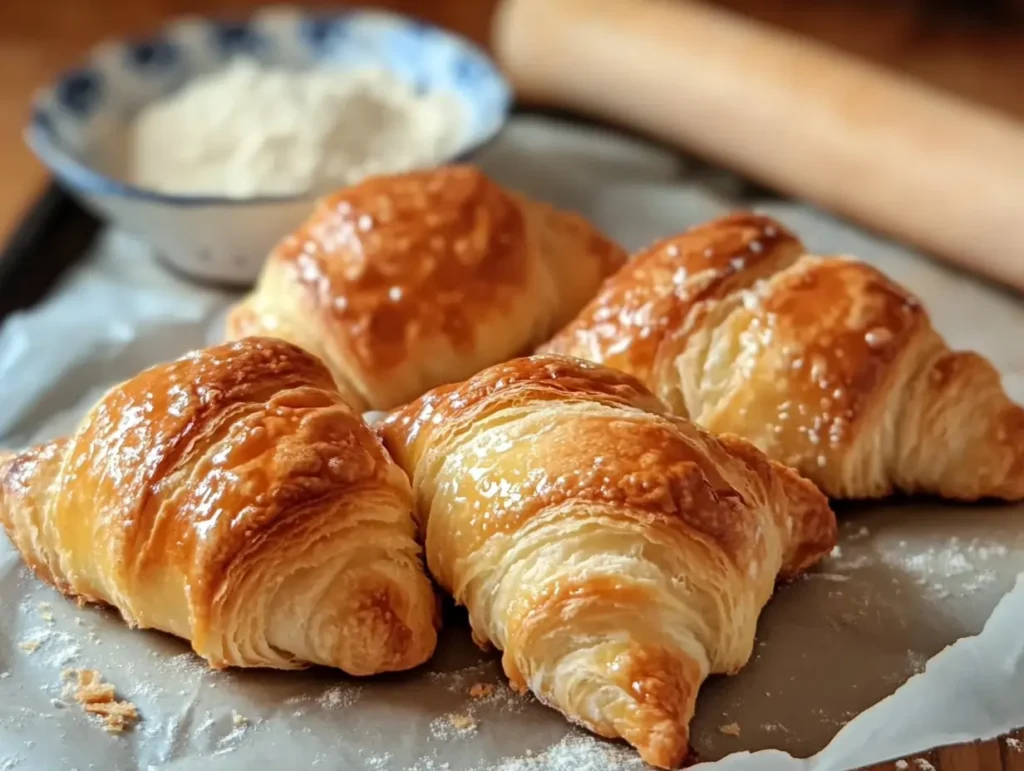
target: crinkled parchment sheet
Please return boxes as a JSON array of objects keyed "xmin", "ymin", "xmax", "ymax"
[{"xmin": 1, "ymin": 116, "xmax": 1022, "ymax": 771}]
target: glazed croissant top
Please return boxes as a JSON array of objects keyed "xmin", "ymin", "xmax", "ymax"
[
  {"xmin": 542, "ymin": 213, "xmax": 1024, "ymax": 500},
  {"xmin": 226, "ymin": 165, "xmax": 627, "ymax": 411},
  {"xmin": 379, "ymin": 354, "xmax": 836, "ymax": 768},
  {"xmin": 0, "ymin": 337, "xmax": 438, "ymax": 675}
]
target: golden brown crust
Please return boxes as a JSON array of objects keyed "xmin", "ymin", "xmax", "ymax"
[
  {"xmin": 0, "ymin": 440, "xmax": 68, "ymax": 591},
  {"xmin": 275, "ymin": 166, "xmax": 534, "ymax": 372},
  {"xmin": 543, "ymin": 213, "xmax": 1024, "ymax": 501},
  {"xmin": 226, "ymin": 165, "xmax": 627, "ymax": 411},
  {"xmin": 683, "ymin": 257, "xmax": 924, "ymax": 471},
  {"xmin": 0, "ymin": 338, "xmax": 438, "ymax": 675},
  {"xmin": 382, "ymin": 355, "xmax": 665, "ymax": 460},
  {"xmin": 540, "ymin": 213, "xmax": 803, "ymax": 383},
  {"xmin": 379, "ymin": 354, "xmax": 836, "ymax": 768}
]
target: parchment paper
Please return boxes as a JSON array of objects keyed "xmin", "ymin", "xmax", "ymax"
[{"xmin": 1, "ymin": 115, "xmax": 1022, "ymax": 771}]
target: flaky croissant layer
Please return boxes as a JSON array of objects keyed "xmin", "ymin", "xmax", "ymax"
[
  {"xmin": 226, "ymin": 165, "xmax": 627, "ymax": 411},
  {"xmin": 0, "ymin": 337, "xmax": 438, "ymax": 675},
  {"xmin": 542, "ymin": 213, "xmax": 1024, "ymax": 501},
  {"xmin": 380, "ymin": 354, "xmax": 837, "ymax": 768}
]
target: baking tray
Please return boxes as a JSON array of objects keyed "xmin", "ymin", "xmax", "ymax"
[
  {"xmin": 0, "ymin": 183, "xmax": 102, "ymax": 324},
  {"xmin": 1, "ymin": 114, "xmax": 1023, "ymax": 771}
]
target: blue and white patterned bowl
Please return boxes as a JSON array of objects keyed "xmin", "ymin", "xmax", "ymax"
[{"xmin": 25, "ymin": 7, "xmax": 512, "ymax": 285}]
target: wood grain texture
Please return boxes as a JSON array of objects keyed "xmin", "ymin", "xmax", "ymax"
[
  {"xmin": 860, "ymin": 730, "xmax": 1024, "ymax": 771},
  {"xmin": 2, "ymin": 0, "xmax": 1024, "ymax": 246}
]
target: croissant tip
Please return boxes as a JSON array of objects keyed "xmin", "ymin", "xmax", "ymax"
[{"xmin": 635, "ymin": 727, "xmax": 692, "ymax": 770}]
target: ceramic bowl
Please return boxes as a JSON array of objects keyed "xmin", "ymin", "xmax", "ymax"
[{"xmin": 25, "ymin": 7, "xmax": 511, "ymax": 285}]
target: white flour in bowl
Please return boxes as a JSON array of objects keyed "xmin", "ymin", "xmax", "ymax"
[{"xmin": 128, "ymin": 59, "xmax": 464, "ymax": 198}]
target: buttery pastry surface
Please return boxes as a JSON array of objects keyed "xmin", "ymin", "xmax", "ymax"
[
  {"xmin": 226, "ymin": 165, "xmax": 626, "ymax": 411},
  {"xmin": 541, "ymin": 213, "xmax": 1024, "ymax": 500},
  {"xmin": 379, "ymin": 354, "xmax": 837, "ymax": 768},
  {"xmin": 0, "ymin": 337, "xmax": 438, "ymax": 675}
]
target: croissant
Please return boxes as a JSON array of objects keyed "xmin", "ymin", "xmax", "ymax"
[
  {"xmin": 378, "ymin": 354, "xmax": 837, "ymax": 768},
  {"xmin": 225, "ymin": 165, "xmax": 627, "ymax": 411},
  {"xmin": 541, "ymin": 213, "xmax": 1024, "ymax": 501},
  {"xmin": 0, "ymin": 337, "xmax": 438, "ymax": 675}
]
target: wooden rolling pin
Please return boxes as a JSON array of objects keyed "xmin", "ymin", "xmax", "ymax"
[{"xmin": 492, "ymin": 0, "xmax": 1024, "ymax": 292}]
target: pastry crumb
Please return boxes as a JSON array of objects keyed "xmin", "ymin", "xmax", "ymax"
[
  {"xmin": 232, "ymin": 710, "xmax": 248, "ymax": 727},
  {"xmin": 448, "ymin": 713, "xmax": 476, "ymax": 731},
  {"xmin": 38, "ymin": 602, "xmax": 55, "ymax": 624},
  {"xmin": 18, "ymin": 639, "xmax": 41, "ymax": 654},
  {"xmin": 895, "ymin": 761, "xmax": 908, "ymax": 770},
  {"xmin": 913, "ymin": 759, "xmax": 935, "ymax": 771},
  {"xmin": 1007, "ymin": 737, "xmax": 1023, "ymax": 752},
  {"xmin": 429, "ymin": 711, "xmax": 478, "ymax": 740},
  {"xmin": 469, "ymin": 683, "xmax": 495, "ymax": 700},
  {"xmin": 0, "ymin": 672, "xmax": 10, "ymax": 679},
  {"xmin": 718, "ymin": 722, "xmax": 741, "ymax": 737},
  {"xmin": 64, "ymin": 669, "xmax": 138, "ymax": 733}
]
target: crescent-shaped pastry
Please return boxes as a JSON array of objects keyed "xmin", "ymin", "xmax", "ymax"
[
  {"xmin": 378, "ymin": 354, "xmax": 836, "ymax": 768},
  {"xmin": 225, "ymin": 165, "xmax": 627, "ymax": 411},
  {"xmin": 542, "ymin": 213, "xmax": 1024, "ymax": 500},
  {"xmin": 0, "ymin": 337, "xmax": 438, "ymax": 675}
]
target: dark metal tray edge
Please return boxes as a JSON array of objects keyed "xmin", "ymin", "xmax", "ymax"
[{"xmin": 0, "ymin": 183, "xmax": 102, "ymax": 324}]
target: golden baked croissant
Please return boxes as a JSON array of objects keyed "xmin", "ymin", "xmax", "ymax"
[
  {"xmin": 541, "ymin": 213, "xmax": 1024, "ymax": 501},
  {"xmin": 378, "ymin": 354, "xmax": 836, "ymax": 768},
  {"xmin": 225, "ymin": 165, "xmax": 627, "ymax": 412},
  {"xmin": 0, "ymin": 337, "xmax": 438, "ymax": 675}
]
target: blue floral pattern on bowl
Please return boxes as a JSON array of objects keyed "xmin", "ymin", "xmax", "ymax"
[
  {"xmin": 26, "ymin": 6, "xmax": 512, "ymax": 206},
  {"xmin": 22, "ymin": 7, "xmax": 512, "ymax": 286}
]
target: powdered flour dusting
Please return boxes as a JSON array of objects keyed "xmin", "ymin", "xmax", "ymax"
[{"xmin": 129, "ymin": 59, "xmax": 464, "ymax": 197}]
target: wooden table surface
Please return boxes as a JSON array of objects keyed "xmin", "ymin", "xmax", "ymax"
[
  {"xmin": 1, "ymin": 1, "xmax": 1022, "ymax": 768},
  {"xmin": 4, "ymin": 0, "xmax": 1024, "ymax": 246}
]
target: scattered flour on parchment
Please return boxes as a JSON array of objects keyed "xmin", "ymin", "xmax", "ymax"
[
  {"xmin": 405, "ymin": 750, "xmax": 451, "ymax": 771},
  {"xmin": 17, "ymin": 627, "xmax": 81, "ymax": 668},
  {"xmin": 881, "ymin": 537, "xmax": 1010, "ymax": 598},
  {"xmin": 823, "ymin": 532, "xmax": 1012, "ymax": 600},
  {"xmin": 906, "ymin": 650, "xmax": 928, "ymax": 675},
  {"xmin": 426, "ymin": 665, "xmax": 529, "ymax": 714},
  {"xmin": 319, "ymin": 684, "xmax": 363, "ymax": 709},
  {"xmin": 208, "ymin": 710, "xmax": 256, "ymax": 757},
  {"xmin": 151, "ymin": 652, "xmax": 206, "ymax": 680},
  {"xmin": 467, "ymin": 734, "xmax": 647, "ymax": 771},
  {"xmin": 430, "ymin": 712, "xmax": 478, "ymax": 740},
  {"xmin": 360, "ymin": 749, "xmax": 393, "ymax": 769},
  {"xmin": 281, "ymin": 683, "xmax": 362, "ymax": 714}
]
